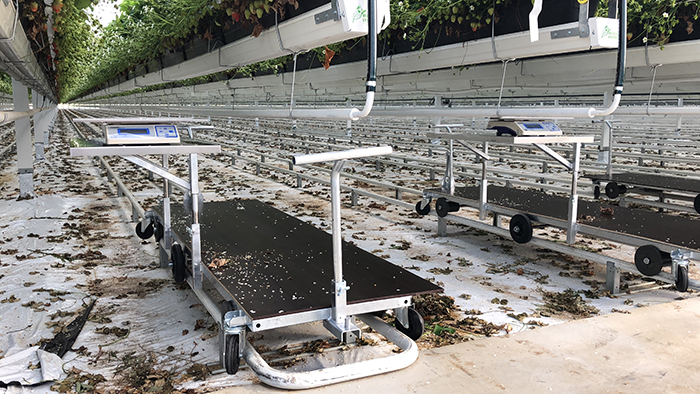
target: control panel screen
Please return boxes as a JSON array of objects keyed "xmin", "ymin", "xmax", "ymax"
[
  {"xmin": 523, "ymin": 123, "xmax": 544, "ymax": 129},
  {"xmin": 118, "ymin": 128, "xmax": 150, "ymax": 135}
]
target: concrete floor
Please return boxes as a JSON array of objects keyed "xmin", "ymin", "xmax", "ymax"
[{"xmin": 222, "ymin": 296, "xmax": 700, "ymax": 393}]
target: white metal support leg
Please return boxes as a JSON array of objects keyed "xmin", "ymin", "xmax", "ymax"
[
  {"xmin": 323, "ymin": 160, "xmax": 359, "ymax": 342},
  {"xmin": 606, "ymin": 261, "xmax": 620, "ymax": 294},
  {"xmin": 566, "ymin": 142, "xmax": 581, "ymax": 244},
  {"xmin": 293, "ymin": 146, "xmax": 392, "ymax": 343},
  {"xmin": 598, "ymin": 91, "xmax": 612, "ymax": 164},
  {"xmin": 479, "ymin": 141, "xmax": 489, "ymax": 220},
  {"xmin": 189, "ymin": 153, "xmax": 203, "ymax": 290},
  {"xmin": 12, "ymin": 78, "xmax": 33, "ymax": 199},
  {"xmin": 162, "ymin": 154, "xmax": 172, "ymax": 268}
]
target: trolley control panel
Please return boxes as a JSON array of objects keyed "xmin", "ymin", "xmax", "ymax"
[
  {"xmin": 488, "ymin": 120, "xmax": 563, "ymax": 136},
  {"xmin": 103, "ymin": 124, "xmax": 180, "ymax": 145}
]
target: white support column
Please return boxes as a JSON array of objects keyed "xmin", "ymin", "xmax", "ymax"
[
  {"xmin": 433, "ymin": 95, "xmax": 442, "ymax": 126},
  {"xmin": 33, "ymin": 93, "xmax": 47, "ymax": 160},
  {"xmin": 12, "ymin": 78, "xmax": 33, "ymax": 199},
  {"xmin": 598, "ymin": 92, "xmax": 612, "ymax": 164},
  {"xmin": 675, "ymin": 98, "xmax": 683, "ymax": 133}
]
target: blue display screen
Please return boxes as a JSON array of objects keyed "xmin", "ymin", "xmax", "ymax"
[{"xmin": 118, "ymin": 128, "xmax": 150, "ymax": 135}]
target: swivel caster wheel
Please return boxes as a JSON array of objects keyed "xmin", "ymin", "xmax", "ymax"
[
  {"xmin": 135, "ymin": 222, "xmax": 154, "ymax": 239},
  {"xmin": 676, "ymin": 265, "xmax": 689, "ymax": 293},
  {"xmin": 171, "ymin": 244, "xmax": 186, "ymax": 284},
  {"xmin": 224, "ymin": 334, "xmax": 241, "ymax": 375},
  {"xmin": 415, "ymin": 200, "xmax": 431, "ymax": 216},
  {"xmin": 605, "ymin": 182, "xmax": 627, "ymax": 199},
  {"xmin": 509, "ymin": 213, "xmax": 533, "ymax": 244},
  {"xmin": 593, "ymin": 185, "xmax": 601, "ymax": 199},
  {"xmin": 435, "ymin": 197, "xmax": 460, "ymax": 218},
  {"xmin": 634, "ymin": 245, "xmax": 671, "ymax": 277},
  {"xmin": 395, "ymin": 307, "xmax": 425, "ymax": 341},
  {"xmin": 154, "ymin": 222, "xmax": 164, "ymax": 242},
  {"xmin": 493, "ymin": 127, "xmax": 517, "ymax": 137}
]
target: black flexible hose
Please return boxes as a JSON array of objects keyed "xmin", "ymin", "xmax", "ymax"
[
  {"xmin": 614, "ymin": 0, "xmax": 627, "ymax": 94},
  {"xmin": 366, "ymin": 0, "xmax": 377, "ymax": 92}
]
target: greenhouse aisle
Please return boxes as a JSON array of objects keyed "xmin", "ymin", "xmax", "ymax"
[{"xmin": 226, "ymin": 296, "xmax": 700, "ymax": 393}]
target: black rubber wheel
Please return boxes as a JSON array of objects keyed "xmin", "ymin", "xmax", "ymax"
[
  {"xmin": 494, "ymin": 127, "xmax": 517, "ymax": 137},
  {"xmin": 395, "ymin": 308, "xmax": 425, "ymax": 341},
  {"xmin": 224, "ymin": 334, "xmax": 240, "ymax": 375},
  {"xmin": 415, "ymin": 200, "xmax": 431, "ymax": 216},
  {"xmin": 154, "ymin": 222, "xmax": 164, "ymax": 242},
  {"xmin": 435, "ymin": 197, "xmax": 450, "ymax": 217},
  {"xmin": 594, "ymin": 185, "xmax": 601, "ymax": 199},
  {"xmin": 676, "ymin": 265, "xmax": 689, "ymax": 292},
  {"xmin": 509, "ymin": 213, "xmax": 533, "ymax": 244},
  {"xmin": 605, "ymin": 182, "xmax": 620, "ymax": 199},
  {"xmin": 171, "ymin": 244, "xmax": 186, "ymax": 284},
  {"xmin": 634, "ymin": 245, "xmax": 670, "ymax": 276},
  {"xmin": 694, "ymin": 194, "xmax": 700, "ymax": 214},
  {"xmin": 676, "ymin": 265, "xmax": 688, "ymax": 292},
  {"xmin": 435, "ymin": 198, "xmax": 460, "ymax": 218},
  {"xmin": 135, "ymin": 222, "xmax": 154, "ymax": 239}
]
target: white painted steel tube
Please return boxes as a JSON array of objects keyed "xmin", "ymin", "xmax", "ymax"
[
  {"xmin": 369, "ymin": 95, "xmax": 620, "ymax": 119},
  {"xmin": 72, "ymin": 117, "xmax": 208, "ymax": 123},
  {"xmin": 243, "ymin": 314, "xmax": 418, "ymax": 390},
  {"xmin": 293, "ymin": 146, "xmax": 393, "ymax": 165},
  {"xmin": 529, "ymin": 0, "xmax": 543, "ymax": 42},
  {"xmin": 0, "ymin": 107, "xmax": 53, "ymax": 125}
]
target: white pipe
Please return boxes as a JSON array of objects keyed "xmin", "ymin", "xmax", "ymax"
[
  {"xmin": 72, "ymin": 117, "xmax": 209, "ymax": 124},
  {"xmin": 243, "ymin": 314, "xmax": 418, "ymax": 390},
  {"xmin": 293, "ymin": 145, "xmax": 393, "ymax": 165},
  {"xmin": 368, "ymin": 94, "xmax": 620, "ymax": 119},
  {"xmin": 604, "ymin": 105, "xmax": 700, "ymax": 116},
  {"xmin": 529, "ymin": 0, "xmax": 543, "ymax": 42},
  {"xmin": 0, "ymin": 107, "xmax": 53, "ymax": 125}
]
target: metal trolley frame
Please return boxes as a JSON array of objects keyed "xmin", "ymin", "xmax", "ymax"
[
  {"xmin": 72, "ymin": 144, "xmax": 441, "ymax": 390},
  {"xmin": 417, "ymin": 127, "xmax": 699, "ymax": 292}
]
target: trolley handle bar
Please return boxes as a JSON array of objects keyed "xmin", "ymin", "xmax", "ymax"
[{"xmin": 293, "ymin": 146, "xmax": 393, "ymax": 165}]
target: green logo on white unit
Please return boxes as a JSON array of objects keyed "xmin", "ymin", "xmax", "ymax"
[
  {"xmin": 352, "ymin": 6, "xmax": 367, "ymax": 23},
  {"xmin": 601, "ymin": 25, "xmax": 618, "ymax": 40}
]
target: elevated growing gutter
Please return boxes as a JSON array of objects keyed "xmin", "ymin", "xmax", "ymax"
[{"xmin": 0, "ymin": 0, "xmax": 56, "ymax": 102}]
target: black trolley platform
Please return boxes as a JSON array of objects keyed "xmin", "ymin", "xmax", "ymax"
[
  {"xmin": 587, "ymin": 172, "xmax": 700, "ymax": 214},
  {"xmin": 421, "ymin": 184, "xmax": 699, "ymax": 291},
  {"xmin": 433, "ymin": 185, "xmax": 699, "ymax": 250},
  {"xmin": 158, "ymin": 199, "xmax": 441, "ymax": 320}
]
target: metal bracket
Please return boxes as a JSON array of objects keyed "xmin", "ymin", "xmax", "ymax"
[
  {"xmin": 315, "ymin": 0, "xmax": 341, "ymax": 24},
  {"xmin": 123, "ymin": 155, "xmax": 192, "ymax": 191},
  {"xmin": 551, "ymin": 28, "xmax": 583, "ymax": 39},
  {"xmin": 224, "ymin": 309, "xmax": 251, "ymax": 329},
  {"xmin": 323, "ymin": 317, "xmax": 361, "ymax": 344},
  {"xmin": 578, "ymin": 1, "xmax": 590, "ymax": 38},
  {"xmin": 551, "ymin": 6, "xmax": 589, "ymax": 39},
  {"xmin": 456, "ymin": 140, "xmax": 491, "ymax": 161},
  {"xmin": 394, "ymin": 307, "xmax": 409, "ymax": 329},
  {"xmin": 532, "ymin": 143, "xmax": 573, "ymax": 171}
]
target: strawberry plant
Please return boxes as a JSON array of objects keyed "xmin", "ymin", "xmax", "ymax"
[
  {"xmin": 54, "ymin": 0, "xmax": 700, "ymax": 102},
  {"xmin": 0, "ymin": 71, "xmax": 12, "ymax": 95},
  {"xmin": 597, "ymin": 0, "xmax": 700, "ymax": 46}
]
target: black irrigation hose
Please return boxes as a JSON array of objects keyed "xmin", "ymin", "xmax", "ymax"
[
  {"xmin": 614, "ymin": 0, "xmax": 627, "ymax": 95},
  {"xmin": 366, "ymin": 0, "xmax": 377, "ymax": 93}
]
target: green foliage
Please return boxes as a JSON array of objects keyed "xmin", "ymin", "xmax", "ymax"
[
  {"xmin": 56, "ymin": 0, "xmax": 101, "ymax": 101},
  {"xmin": 597, "ymin": 0, "xmax": 700, "ymax": 46},
  {"xmin": 385, "ymin": 0, "xmax": 512, "ymax": 50},
  {"xmin": 57, "ymin": 0, "xmax": 700, "ymax": 102},
  {"xmin": 0, "ymin": 70, "xmax": 11, "ymax": 95}
]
